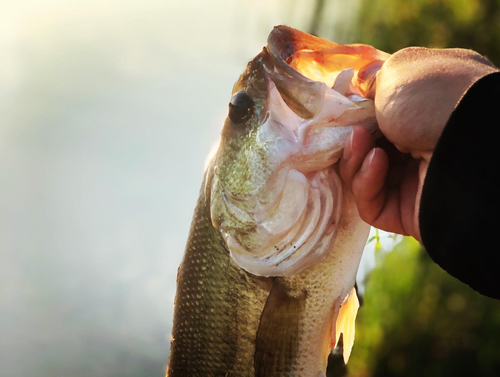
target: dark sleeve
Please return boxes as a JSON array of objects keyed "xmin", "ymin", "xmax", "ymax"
[{"xmin": 419, "ymin": 71, "xmax": 500, "ymax": 300}]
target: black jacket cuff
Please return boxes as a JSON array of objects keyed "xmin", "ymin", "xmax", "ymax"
[{"xmin": 419, "ymin": 71, "xmax": 500, "ymax": 300}]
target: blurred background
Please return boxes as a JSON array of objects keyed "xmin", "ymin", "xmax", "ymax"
[{"xmin": 1, "ymin": 0, "xmax": 499, "ymax": 376}]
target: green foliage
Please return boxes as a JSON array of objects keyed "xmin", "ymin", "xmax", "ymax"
[
  {"xmin": 348, "ymin": 238, "xmax": 500, "ymax": 377},
  {"xmin": 354, "ymin": 0, "xmax": 500, "ymax": 65}
]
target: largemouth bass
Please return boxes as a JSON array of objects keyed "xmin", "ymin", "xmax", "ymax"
[{"xmin": 167, "ymin": 26, "xmax": 389, "ymax": 377}]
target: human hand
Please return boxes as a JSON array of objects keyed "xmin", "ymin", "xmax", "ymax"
[{"xmin": 340, "ymin": 47, "xmax": 498, "ymax": 242}]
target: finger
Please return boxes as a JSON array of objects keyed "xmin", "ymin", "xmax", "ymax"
[
  {"xmin": 340, "ymin": 126, "xmax": 376, "ymax": 190},
  {"xmin": 357, "ymin": 59, "xmax": 384, "ymax": 99},
  {"xmin": 351, "ymin": 148, "xmax": 390, "ymax": 224},
  {"xmin": 351, "ymin": 148, "xmax": 407, "ymax": 234},
  {"xmin": 352, "ymin": 151, "xmax": 420, "ymax": 237}
]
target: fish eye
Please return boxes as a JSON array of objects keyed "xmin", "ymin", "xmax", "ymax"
[{"xmin": 229, "ymin": 92, "xmax": 254, "ymax": 125}]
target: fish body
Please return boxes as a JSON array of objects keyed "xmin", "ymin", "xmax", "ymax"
[{"xmin": 167, "ymin": 26, "xmax": 389, "ymax": 377}]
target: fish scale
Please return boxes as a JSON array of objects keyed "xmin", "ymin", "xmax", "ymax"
[{"xmin": 167, "ymin": 176, "xmax": 273, "ymax": 376}]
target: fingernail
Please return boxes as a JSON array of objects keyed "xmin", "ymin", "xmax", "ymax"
[
  {"xmin": 343, "ymin": 131, "xmax": 354, "ymax": 160},
  {"xmin": 361, "ymin": 148, "xmax": 376, "ymax": 173}
]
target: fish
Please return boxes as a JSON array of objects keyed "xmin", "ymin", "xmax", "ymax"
[{"xmin": 166, "ymin": 25, "xmax": 389, "ymax": 377}]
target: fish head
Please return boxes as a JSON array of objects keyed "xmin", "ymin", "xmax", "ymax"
[{"xmin": 208, "ymin": 26, "xmax": 389, "ymax": 277}]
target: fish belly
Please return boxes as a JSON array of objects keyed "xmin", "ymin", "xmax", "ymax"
[{"xmin": 287, "ymin": 191, "xmax": 369, "ymax": 375}]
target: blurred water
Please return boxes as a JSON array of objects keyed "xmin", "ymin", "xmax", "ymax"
[{"xmin": 0, "ymin": 1, "xmax": 362, "ymax": 376}]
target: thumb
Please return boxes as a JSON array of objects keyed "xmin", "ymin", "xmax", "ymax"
[{"xmin": 356, "ymin": 60, "xmax": 385, "ymax": 99}]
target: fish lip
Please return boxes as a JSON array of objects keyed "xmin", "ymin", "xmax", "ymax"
[
  {"xmin": 261, "ymin": 49, "xmax": 326, "ymax": 120},
  {"xmin": 266, "ymin": 32, "xmax": 313, "ymax": 84},
  {"xmin": 267, "ymin": 25, "xmax": 296, "ymax": 60}
]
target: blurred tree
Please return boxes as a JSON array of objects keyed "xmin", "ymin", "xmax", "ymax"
[
  {"xmin": 348, "ymin": 238, "xmax": 500, "ymax": 377},
  {"xmin": 309, "ymin": 0, "xmax": 327, "ymax": 35},
  {"xmin": 353, "ymin": 0, "xmax": 500, "ymax": 65}
]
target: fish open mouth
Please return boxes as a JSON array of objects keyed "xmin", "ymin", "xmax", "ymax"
[
  {"xmin": 213, "ymin": 26, "xmax": 389, "ymax": 277},
  {"xmin": 266, "ymin": 25, "xmax": 389, "ymax": 104},
  {"xmin": 262, "ymin": 26, "xmax": 389, "ymax": 169}
]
